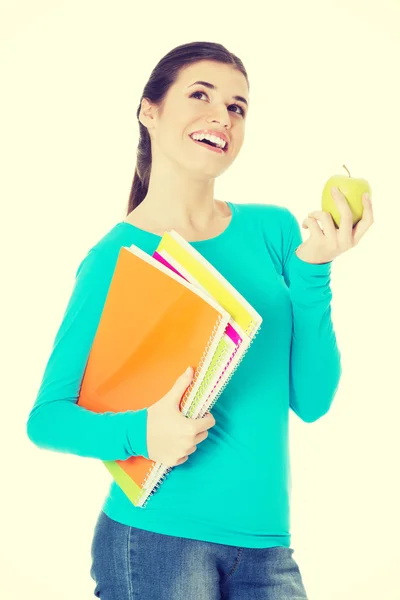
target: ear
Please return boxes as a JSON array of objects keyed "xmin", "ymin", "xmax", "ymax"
[{"xmin": 139, "ymin": 98, "xmax": 158, "ymax": 128}]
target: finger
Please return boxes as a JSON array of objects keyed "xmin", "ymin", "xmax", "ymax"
[
  {"xmin": 331, "ymin": 188, "xmax": 354, "ymax": 247},
  {"xmin": 352, "ymin": 194, "xmax": 375, "ymax": 245},
  {"xmin": 195, "ymin": 430, "xmax": 209, "ymax": 444},
  {"xmin": 360, "ymin": 192, "xmax": 374, "ymax": 223},
  {"xmin": 302, "ymin": 216, "xmax": 325, "ymax": 239},
  {"xmin": 307, "ymin": 210, "xmax": 337, "ymax": 240},
  {"xmin": 195, "ymin": 412, "xmax": 215, "ymax": 433}
]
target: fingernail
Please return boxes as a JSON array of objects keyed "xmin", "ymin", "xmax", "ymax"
[
  {"xmin": 332, "ymin": 186, "xmax": 338, "ymax": 193},
  {"xmin": 365, "ymin": 192, "xmax": 370, "ymax": 200}
]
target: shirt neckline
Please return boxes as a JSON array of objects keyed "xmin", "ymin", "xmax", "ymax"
[{"xmin": 116, "ymin": 201, "xmax": 237, "ymax": 246}]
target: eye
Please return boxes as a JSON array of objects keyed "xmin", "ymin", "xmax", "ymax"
[{"xmin": 190, "ymin": 90, "xmax": 246, "ymax": 117}]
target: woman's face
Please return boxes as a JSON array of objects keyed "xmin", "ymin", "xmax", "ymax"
[{"xmin": 140, "ymin": 60, "xmax": 249, "ymax": 179}]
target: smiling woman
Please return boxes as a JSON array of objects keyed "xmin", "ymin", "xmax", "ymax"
[{"xmin": 26, "ymin": 40, "xmax": 318, "ymax": 600}]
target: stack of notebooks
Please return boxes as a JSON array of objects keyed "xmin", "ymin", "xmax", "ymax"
[{"xmin": 77, "ymin": 230, "xmax": 262, "ymax": 507}]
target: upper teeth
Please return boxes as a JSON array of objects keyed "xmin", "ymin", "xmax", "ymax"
[{"xmin": 190, "ymin": 133, "xmax": 227, "ymax": 149}]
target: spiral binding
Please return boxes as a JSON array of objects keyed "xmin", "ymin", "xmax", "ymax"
[
  {"xmin": 179, "ymin": 314, "xmax": 224, "ymax": 413},
  {"xmin": 137, "ymin": 465, "xmax": 174, "ymax": 508},
  {"xmin": 196, "ymin": 317, "xmax": 261, "ymax": 418},
  {"xmin": 195, "ymin": 340, "xmax": 243, "ymax": 417},
  {"xmin": 135, "ymin": 315, "xmax": 263, "ymax": 508},
  {"xmin": 185, "ymin": 337, "xmax": 232, "ymax": 419}
]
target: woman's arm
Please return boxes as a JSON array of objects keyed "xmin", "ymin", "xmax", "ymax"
[
  {"xmin": 26, "ymin": 246, "xmax": 149, "ymax": 461},
  {"xmin": 282, "ymin": 209, "xmax": 342, "ymax": 423}
]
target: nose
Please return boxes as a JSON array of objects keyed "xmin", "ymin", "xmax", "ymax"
[{"xmin": 207, "ymin": 106, "xmax": 232, "ymax": 129}]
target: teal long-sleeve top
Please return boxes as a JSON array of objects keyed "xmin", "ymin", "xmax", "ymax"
[{"xmin": 26, "ymin": 201, "xmax": 342, "ymax": 549}]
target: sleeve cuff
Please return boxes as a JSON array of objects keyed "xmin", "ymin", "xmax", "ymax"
[
  {"xmin": 289, "ymin": 249, "xmax": 332, "ymax": 277},
  {"xmin": 127, "ymin": 408, "xmax": 149, "ymax": 459}
]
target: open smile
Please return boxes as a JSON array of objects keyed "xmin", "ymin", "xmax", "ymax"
[{"xmin": 188, "ymin": 135, "xmax": 228, "ymax": 155}]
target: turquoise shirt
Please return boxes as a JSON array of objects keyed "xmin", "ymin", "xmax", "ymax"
[{"xmin": 26, "ymin": 202, "xmax": 341, "ymax": 548}]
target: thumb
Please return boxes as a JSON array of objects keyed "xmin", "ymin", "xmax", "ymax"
[{"xmin": 169, "ymin": 366, "xmax": 193, "ymax": 404}]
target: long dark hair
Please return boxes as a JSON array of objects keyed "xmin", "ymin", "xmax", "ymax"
[{"xmin": 126, "ymin": 41, "xmax": 249, "ymax": 216}]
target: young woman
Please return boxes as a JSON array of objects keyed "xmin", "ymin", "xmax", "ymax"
[{"xmin": 26, "ymin": 41, "xmax": 374, "ymax": 599}]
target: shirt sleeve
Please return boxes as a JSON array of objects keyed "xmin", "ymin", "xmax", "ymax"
[
  {"xmin": 26, "ymin": 246, "xmax": 149, "ymax": 461},
  {"xmin": 281, "ymin": 208, "xmax": 342, "ymax": 422}
]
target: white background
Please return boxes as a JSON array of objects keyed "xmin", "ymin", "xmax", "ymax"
[{"xmin": 1, "ymin": 0, "xmax": 399, "ymax": 598}]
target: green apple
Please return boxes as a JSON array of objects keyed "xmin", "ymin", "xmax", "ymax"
[{"xmin": 322, "ymin": 165, "xmax": 372, "ymax": 228}]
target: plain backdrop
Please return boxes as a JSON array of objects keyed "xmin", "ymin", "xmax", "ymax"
[{"xmin": 1, "ymin": 0, "xmax": 399, "ymax": 598}]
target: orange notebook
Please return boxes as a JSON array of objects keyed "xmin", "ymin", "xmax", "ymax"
[{"xmin": 77, "ymin": 244, "xmax": 229, "ymax": 507}]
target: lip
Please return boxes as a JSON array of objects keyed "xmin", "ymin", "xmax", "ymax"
[
  {"xmin": 189, "ymin": 129, "xmax": 229, "ymax": 145},
  {"xmin": 189, "ymin": 136, "xmax": 227, "ymax": 154},
  {"xmin": 189, "ymin": 130, "xmax": 229, "ymax": 152}
]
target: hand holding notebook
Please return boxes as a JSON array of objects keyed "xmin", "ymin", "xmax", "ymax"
[{"xmin": 146, "ymin": 366, "xmax": 216, "ymax": 466}]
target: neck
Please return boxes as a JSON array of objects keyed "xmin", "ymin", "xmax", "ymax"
[{"xmin": 133, "ymin": 160, "xmax": 220, "ymax": 232}]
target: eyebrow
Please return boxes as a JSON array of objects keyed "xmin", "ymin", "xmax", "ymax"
[{"xmin": 188, "ymin": 80, "xmax": 248, "ymax": 107}]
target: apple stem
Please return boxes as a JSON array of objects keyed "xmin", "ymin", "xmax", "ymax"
[{"xmin": 343, "ymin": 164, "xmax": 351, "ymax": 177}]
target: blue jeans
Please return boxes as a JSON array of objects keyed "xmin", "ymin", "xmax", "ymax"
[{"xmin": 90, "ymin": 511, "xmax": 309, "ymax": 599}]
